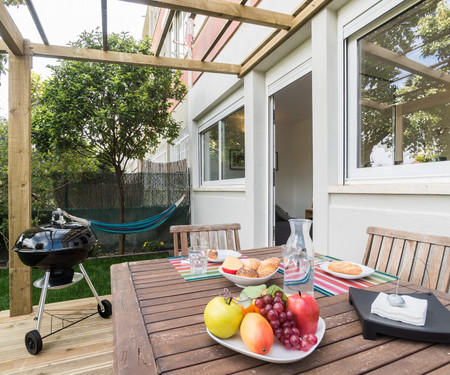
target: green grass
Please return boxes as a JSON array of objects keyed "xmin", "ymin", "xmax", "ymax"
[{"xmin": 0, "ymin": 252, "xmax": 169, "ymax": 312}]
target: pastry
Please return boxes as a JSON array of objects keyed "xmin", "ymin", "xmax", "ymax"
[
  {"xmin": 246, "ymin": 258, "xmax": 261, "ymax": 270},
  {"xmin": 257, "ymin": 257, "xmax": 280, "ymax": 277},
  {"xmin": 328, "ymin": 261, "xmax": 362, "ymax": 275},
  {"xmin": 208, "ymin": 249, "xmax": 218, "ymax": 259},
  {"xmin": 236, "ymin": 266, "xmax": 259, "ymax": 278}
]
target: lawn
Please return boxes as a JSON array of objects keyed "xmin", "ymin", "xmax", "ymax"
[{"xmin": 0, "ymin": 252, "xmax": 169, "ymax": 312}]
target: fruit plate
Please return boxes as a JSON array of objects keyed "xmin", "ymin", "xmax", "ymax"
[
  {"xmin": 219, "ymin": 261, "xmax": 279, "ymax": 288},
  {"xmin": 206, "ymin": 317, "xmax": 325, "ymax": 363},
  {"xmin": 320, "ymin": 261, "xmax": 374, "ymax": 279},
  {"xmin": 208, "ymin": 249, "xmax": 242, "ymax": 263}
]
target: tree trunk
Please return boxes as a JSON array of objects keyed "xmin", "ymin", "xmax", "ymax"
[{"xmin": 115, "ymin": 166, "xmax": 126, "ymax": 255}]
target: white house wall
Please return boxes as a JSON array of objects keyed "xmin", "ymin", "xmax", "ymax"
[{"xmin": 170, "ymin": 0, "xmax": 450, "ymax": 260}]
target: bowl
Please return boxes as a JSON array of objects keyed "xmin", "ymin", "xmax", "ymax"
[{"xmin": 218, "ymin": 261, "xmax": 279, "ymax": 288}]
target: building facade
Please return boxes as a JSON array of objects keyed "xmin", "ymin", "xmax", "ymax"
[{"xmin": 142, "ymin": 0, "xmax": 450, "ymax": 262}]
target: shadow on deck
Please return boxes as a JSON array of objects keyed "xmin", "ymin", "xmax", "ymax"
[{"xmin": 0, "ymin": 296, "xmax": 113, "ymax": 375}]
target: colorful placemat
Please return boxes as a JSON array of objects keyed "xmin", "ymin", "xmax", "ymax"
[
  {"xmin": 168, "ymin": 254, "xmax": 398, "ymax": 296},
  {"xmin": 168, "ymin": 255, "xmax": 249, "ymax": 282}
]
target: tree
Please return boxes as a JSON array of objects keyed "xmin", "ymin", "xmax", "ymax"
[{"xmin": 32, "ymin": 30, "xmax": 187, "ymax": 254}]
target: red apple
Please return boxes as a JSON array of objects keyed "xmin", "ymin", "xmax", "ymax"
[{"xmin": 286, "ymin": 292, "xmax": 319, "ymax": 336}]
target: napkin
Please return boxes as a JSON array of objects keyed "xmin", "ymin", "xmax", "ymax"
[{"xmin": 370, "ymin": 292, "xmax": 428, "ymax": 326}]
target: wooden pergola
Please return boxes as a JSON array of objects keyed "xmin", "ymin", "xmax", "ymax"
[{"xmin": 0, "ymin": 0, "xmax": 332, "ymax": 316}]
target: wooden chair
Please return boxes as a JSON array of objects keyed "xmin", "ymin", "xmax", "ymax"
[
  {"xmin": 170, "ymin": 223, "xmax": 241, "ymax": 256},
  {"xmin": 362, "ymin": 226, "xmax": 450, "ymax": 293}
]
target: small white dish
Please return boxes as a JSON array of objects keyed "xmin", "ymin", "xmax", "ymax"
[
  {"xmin": 320, "ymin": 261, "xmax": 374, "ymax": 279},
  {"xmin": 218, "ymin": 261, "xmax": 279, "ymax": 287},
  {"xmin": 208, "ymin": 249, "xmax": 242, "ymax": 263},
  {"xmin": 206, "ymin": 317, "xmax": 325, "ymax": 363}
]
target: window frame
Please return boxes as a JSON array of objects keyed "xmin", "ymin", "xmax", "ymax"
[
  {"xmin": 199, "ymin": 102, "xmax": 245, "ymax": 187},
  {"xmin": 345, "ymin": 0, "xmax": 450, "ymax": 183}
]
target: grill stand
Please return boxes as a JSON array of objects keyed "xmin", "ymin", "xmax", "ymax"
[{"xmin": 25, "ymin": 264, "xmax": 112, "ymax": 355}]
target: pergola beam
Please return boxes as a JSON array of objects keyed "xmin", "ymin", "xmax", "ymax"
[
  {"xmin": 101, "ymin": 0, "xmax": 108, "ymax": 51},
  {"xmin": 120, "ymin": 0, "xmax": 293, "ymax": 30},
  {"xmin": 25, "ymin": 0, "xmax": 49, "ymax": 45},
  {"xmin": 0, "ymin": 2, "xmax": 24, "ymax": 55},
  {"xmin": 239, "ymin": 0, "xmax": 333, "ymax": 78},
  {"xmin": 155, "ymin": 9, "xmax": 175, "ymax": 57},
  {"xmin": 31, "ymin": 42, "xmax": 241, "ymax": 74}
]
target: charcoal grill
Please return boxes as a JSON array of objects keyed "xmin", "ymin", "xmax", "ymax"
[{"xmin": 13, "ymin": 211, "xmax": 112, "ymax": 355}]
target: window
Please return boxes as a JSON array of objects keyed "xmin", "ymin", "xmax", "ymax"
[
  {"xmin": 346, "ymin": 0, "xmax": 450, "ymax": 181},
  {"xmin": 201, "ymin": 107, "xmax": 245, "ymax": 184}
]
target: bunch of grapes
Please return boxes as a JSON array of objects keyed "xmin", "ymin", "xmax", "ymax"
[{"xmin": 254, "ymin": 291, "xmax": 317, "ymax": 351}]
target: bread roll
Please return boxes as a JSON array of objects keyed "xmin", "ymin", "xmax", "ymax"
[
  {"xmin": 328, "ymin": 261, "xmax": 362, "ymax": 275},
  {"xmin": 246, "ymin": 258, "xmax": 261, "ymax": 270},
  {"xmin": 261, "ymin": 257, "xmax": 281, "ymax": 268},
  {"xmin": 236, "ymin": 266, "xmax": 259, "ymax": 278}
]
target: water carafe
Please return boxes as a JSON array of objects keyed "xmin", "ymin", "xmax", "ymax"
[{"xmin": 283, "ymin": 219, "xmax": 314, "ymax": 296}]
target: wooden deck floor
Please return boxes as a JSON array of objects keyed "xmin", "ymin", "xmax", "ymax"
[{"xmin": 0, "ymin": 296, "xmax": 113, "ymax": 375}]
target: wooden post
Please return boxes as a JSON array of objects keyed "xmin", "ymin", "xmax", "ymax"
[{"xmin": 8, "ymin": 39, "xmax": 33, "ymax": 316}]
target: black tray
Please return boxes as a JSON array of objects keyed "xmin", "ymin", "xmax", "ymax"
[{"xmin": 349, "ymin": 287, "xmax": 450, "ymax": 343}]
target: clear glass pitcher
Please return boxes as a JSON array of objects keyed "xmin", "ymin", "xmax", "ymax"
[{"xmin": 283, "ymin": 219, "xmax": 314, "ymax": 296}]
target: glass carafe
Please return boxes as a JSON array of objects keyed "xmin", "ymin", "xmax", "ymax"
[{"xmin": 283, "ymin": 219, "xmax": 314, "ymax": 296}]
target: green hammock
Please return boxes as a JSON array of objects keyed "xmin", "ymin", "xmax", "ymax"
[{"xmin": 60, "ymin": 194, "xmax": 185, "ymax": 234}]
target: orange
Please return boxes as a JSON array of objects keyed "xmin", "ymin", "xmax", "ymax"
[{"xmin": 237, "ymin": 298, "xmax": 255, "ymax": 317}]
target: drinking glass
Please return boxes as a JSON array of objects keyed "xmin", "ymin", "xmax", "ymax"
[{"xmin": 188, "ymin": 246, "xmax": 208, "ymax": 274}]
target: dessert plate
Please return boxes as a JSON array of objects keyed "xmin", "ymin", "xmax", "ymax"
[
  {"xmin": 320, "ymin": 261, "xmax": 374, "ymax": 279},
  {"xmin": 208, "ymin": 249, "xmax": 242, "ymax": 263},
  {"xmin": 219, "ymin": 261, "xmax": 279, "ymax": 288},
  {"xmin": 207, "ymin": 317, "xmax": 325, "ymax": 363}
]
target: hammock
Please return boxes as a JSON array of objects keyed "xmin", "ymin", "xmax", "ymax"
[{"xmin": 57, "ymin": 194, "xmax": 186, "ymax": 234}]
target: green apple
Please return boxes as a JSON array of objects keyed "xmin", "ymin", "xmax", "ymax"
[{"xmin": 204, "ymin": 296, "xmax": 243, "ymax": 338}]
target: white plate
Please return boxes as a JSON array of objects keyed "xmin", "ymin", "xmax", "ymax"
[
  {"xmin": 219, "ymin": 261, "xmax": 279, "ymax": 288},
  {"xmin": 320, "ymin": 261, "xmax": 374, "ymax": 279},
  {"xmin": 208, "ymin": 249, "xmax": 242, "ymax": 263},
  {"xmin": 206, "ymin": 317, "xmax": 325, "ymax": 363}
]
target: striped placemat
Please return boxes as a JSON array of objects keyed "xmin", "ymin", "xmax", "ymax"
[
  {"xmin": 169, "ymin": 254, "xmax": 398, "ymax": 296},
  {"xmin": 278, "ymin": 255, "xmax": 398, "ymax": 296},
  {"xmin": 168, "ymin": 255, "xmax": 250, "ymax": 282}
]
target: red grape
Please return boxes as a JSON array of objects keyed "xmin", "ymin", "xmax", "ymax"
[
  {"xmin": 278, "ymin": 311, "xmax": 287, "ymax": 323},
  {"xmin": 303, "ymin": 333, "xmax": 318, "ymax": 345},
  {"xmin": 273, "ymin": 302, "xmax": 284, "ymax": 313},
  {"xmin": 286, "ymin": 311, "xmax": 294, "ymax": 321},
  {"xmin": 265, "ymin": 304, "xmax": 273, "ymax": 311},
  {"xmin": 283, "ymin": 327, "xmax": 293, "ymax": 337},
  {"xmin": 300, "ymin": 339, "xmax": 312, "ymax": 352},
  {"xmin": 274, "ymin": 291, "xmax": 284, "ymax": 299},
  {"xmin": 259, "ymin": 307, "xmax": 267, "ymax": 316},
  {"xmin": 289, "ymin": 334, "xmax": 301, "ymax": 347},
  {"xmin": 273, "ymin": 296, "xmax": 282, "ymax": 305},
  {"xmin": 292, "ymin": 327, "xmax": 300, "ymax": 336},
  {"xmin": 283, "ymin": 339, "xmax": 292, "ymax": 349},
  {"xmin": 263, "ymin": 295, "xmax": 273, "ymax": 305},
  {"xmin": 255, "ymin": 298, "xmax": 265, "ymax": 309},
  {"xmin": 270, "ymin": 319, "xmax": 280, "ymax": 330},
  {"xmin": 274, "ymin": 328, "xmax": 283, "ymax": 338},
  {"xmin": 267, "ymin": 309, "xmax": 278, "ymax": 321}
]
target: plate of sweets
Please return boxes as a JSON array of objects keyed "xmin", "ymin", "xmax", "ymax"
[
  {"xmin": 320, "ymin": 260, "xmax": 374, "ymax": 279},
  {"xmin": 208, "ymin": 249, "xmax": 242, "ymax": 263},
  {"xmin": 219, "ymin": 256, "xmax": 281, "ymax": 287}
]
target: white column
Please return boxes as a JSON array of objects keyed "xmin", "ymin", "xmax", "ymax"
[
  {"xmin": 244, "ymin": 70, "xmax": 269, "ymax": 247},
  {"xmin": 311, "ymin": 8, "xmax": 339, "ymax": 255}
]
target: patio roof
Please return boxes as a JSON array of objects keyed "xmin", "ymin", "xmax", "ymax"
[{"xmin": 0, "ymin": 0, "xmax": 333, "ymax": 77}]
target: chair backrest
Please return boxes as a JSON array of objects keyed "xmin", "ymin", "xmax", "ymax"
[
  {"xmin": 362, "ymin": 226, "xmax": 450, "ymax": 293},
  {"xmin": 170, "ymin": 223, "xmax": 241, "ymax": 256}
]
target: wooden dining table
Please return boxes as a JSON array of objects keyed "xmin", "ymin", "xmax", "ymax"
[{"xmin": 111, "ymin": 246, "xmax": 450, "ymax": 375}]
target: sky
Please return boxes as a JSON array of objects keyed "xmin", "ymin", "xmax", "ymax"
[{"xmin": 0, "ymin": 0, "xmax": 148, "ymax": 117}]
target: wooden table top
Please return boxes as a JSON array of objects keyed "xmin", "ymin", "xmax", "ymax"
[{"xmin": 111, "ymin": 246, "xmax": 450, "ymax": 375}]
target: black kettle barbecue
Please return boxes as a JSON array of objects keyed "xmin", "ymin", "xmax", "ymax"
[{"xmin": 13, "ymin": 211, "xmax": 112, "ymax": 355}]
